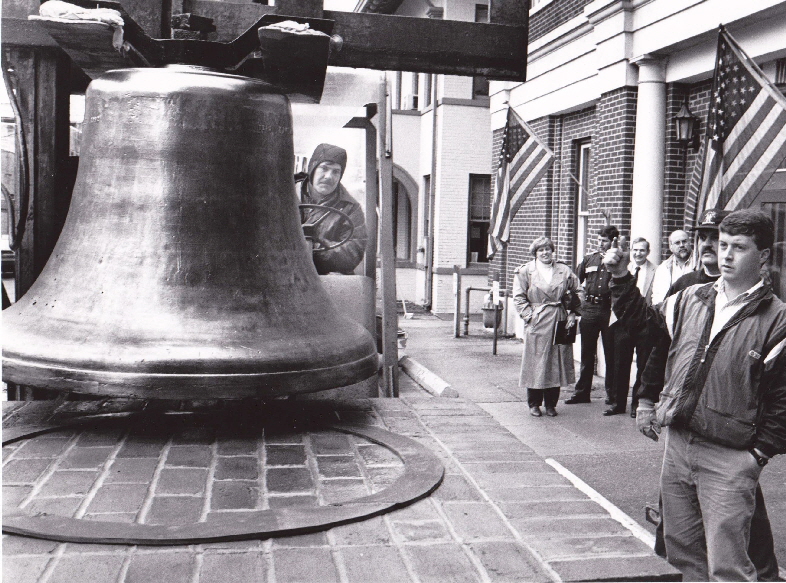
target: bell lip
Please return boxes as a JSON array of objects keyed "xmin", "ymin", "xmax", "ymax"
[{"xmin": 1, "ymin": 351, "xmax": 379, "ymax": 399}]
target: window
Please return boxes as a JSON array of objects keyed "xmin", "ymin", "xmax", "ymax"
[
  {"xmin": 472, "ymin": 76, "xmax": 489, "ymax": 97},
  {"xmin": 575, "ymin": 141, "xmax": 591, "ymax": 261},
  {"xmin": 424, "ymin": 74, "xmax": 433, "ymax": 108},
  {"xmin": 468, "ymin": 174, "xmax": 491, "ymax": 263}
]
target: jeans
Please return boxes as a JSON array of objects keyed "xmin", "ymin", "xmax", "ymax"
[
  {"xmin": 661, "ymin": 426, "xmax": 763, "ymax": 581},
  {"xmin": 654, "ymin": 485, "xmax": 779, "ymax": 580}
]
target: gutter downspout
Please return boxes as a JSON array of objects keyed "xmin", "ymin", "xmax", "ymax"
[{"xmin": 425, "ymin": 73, "xmax": 438, "ymax": 309}]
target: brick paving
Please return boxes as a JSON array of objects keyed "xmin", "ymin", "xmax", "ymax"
[{"xmin": 3, "ymin": 381, "xmax": 678, "ymax": 582}]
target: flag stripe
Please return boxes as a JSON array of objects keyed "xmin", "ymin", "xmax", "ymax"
[
  {"xmin": 510, "ymin": 152, "xmax": 552, "ymax": 216},
  {"xmin": 719, "ymin": 92, "xmax": 773, "ymax": 178},
  {"xmin": 510, "ymin": 147, "xmax": 548, "ymax": 200},
  {"xmin": 722, "ymin": 106, "xmax": 786, "ymax": 207},
  {"xmin": 509, "ymin": 139, "xmax": 540, "ymax": 179},
  {"xmin": 727, "ymin": 129, "xmax": 786, "ymax": 209},
  {"xmin": 487, "ymin": 107, "xmax": 554, "ymax": 260},
  {"xmin": 701, "ymin": 146, "xmax": 723, "ymax": 210}
]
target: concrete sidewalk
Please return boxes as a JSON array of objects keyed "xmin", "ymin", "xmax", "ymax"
[{"xmin": 2, "ymin": 316, "xmax": 679, "ymax": 583}]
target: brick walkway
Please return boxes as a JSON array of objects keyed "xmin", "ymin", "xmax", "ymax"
[{"xmin": 3, "ymin": 381, "xmax": 678, "ymax": 582}]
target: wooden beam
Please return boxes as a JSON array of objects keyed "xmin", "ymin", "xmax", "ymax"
[
  {"xmin": 324, "ymin": 10, "xmax": 528, "ymax": 81},
  {"xmin": 489, "ymin": 0, "xmax": 530, "ymax": 26}
]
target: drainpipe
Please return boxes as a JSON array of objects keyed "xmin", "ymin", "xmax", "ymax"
[{"xmin": 425, "ymin": 73, "xmax": 438, "ymax": 309}]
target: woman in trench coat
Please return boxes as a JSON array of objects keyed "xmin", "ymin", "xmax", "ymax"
[{"xmin": 513, "ymin": 237, "xmax": 581, "ymax": 417}]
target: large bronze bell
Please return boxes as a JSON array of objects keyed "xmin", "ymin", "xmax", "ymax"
[{"xmin": 2, "ymin": 65, "xmax": 378, "ymax": 399}]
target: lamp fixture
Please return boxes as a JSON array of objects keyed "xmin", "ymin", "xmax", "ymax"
[{"xmin": 674, "ymin": 100, "xmax": 700, "ymax": 151}]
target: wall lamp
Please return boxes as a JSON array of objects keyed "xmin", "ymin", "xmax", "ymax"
[{"xmin": 674, "ymin": 100, "xmax": 700, "ymax": 151}]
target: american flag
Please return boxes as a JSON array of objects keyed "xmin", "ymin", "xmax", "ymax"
[
  {"xmin": 691, "ymin": 27, "xmax": 786, "ymax": 219},
  {"xmin": 488, "ymin": 107, "xmax": 554, "ymax": 259}
]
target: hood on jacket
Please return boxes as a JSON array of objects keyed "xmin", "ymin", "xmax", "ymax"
[{"xmin": 308, "ymin": 144, "xmax": 347, "ymax": 185}]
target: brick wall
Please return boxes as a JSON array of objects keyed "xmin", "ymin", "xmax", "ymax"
[
  {"xmin": 660, "ymin": 80, "xmax": 712, "ymax": 257},
  {"xmin": 593, "ymin": 87, "xmax": 637, "ymax": 239},
  {"xmin": 683, "ymin": 80, "xmax": 713, "ymax": 232},
  {"xmin": 530, "ymin": 0, "xmax": 593, "ymax": 43},
  {"xmin": 553, "ymin": 107, "xmax": 596, "ymax": 268},
  {"xmin": 490, "ymin": 105, "xmax": 598, "ymax": 293}
]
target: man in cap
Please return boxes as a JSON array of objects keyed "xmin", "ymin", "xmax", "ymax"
[
  {"xmin": 667, "ymin": 208, "xmax": 728, "ymax": 296},
  {"xmin": 300, "ymin": 143, "xmax": 367, "ymax": 275}
]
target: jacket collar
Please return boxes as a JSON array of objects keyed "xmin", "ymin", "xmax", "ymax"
[{"xmin": 695, "ymin": 278, "xmax": 772, "ymax": 308}]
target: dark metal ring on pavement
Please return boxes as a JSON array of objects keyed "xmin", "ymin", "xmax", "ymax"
[{"xmin": 2, "ymin": 412, "xmax": 444, "ymax": 546}]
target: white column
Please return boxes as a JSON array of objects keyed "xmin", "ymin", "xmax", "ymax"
[{"xmin": 631, "ymin": 55, "xmax": 666, "ymax": 262}]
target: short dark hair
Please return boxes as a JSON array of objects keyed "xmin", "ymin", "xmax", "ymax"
[
  {"xmin": 631, "ymin": 237, "xmax": 650, "ymax": 251},
  {"xmin": 600, "ymin": 225, "xmax": 619, "ymax": 240},
  {"xmin": 719, "ymin": 209, "xmax": 774, "ymax": 250}
]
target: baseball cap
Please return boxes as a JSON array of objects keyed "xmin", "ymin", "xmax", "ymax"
[{"xmin": 694, "ymin": 208, "xmax": 730, "ymax": 231}]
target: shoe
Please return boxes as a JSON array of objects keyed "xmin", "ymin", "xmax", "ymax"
[
  {"xmin": 565, "ymin": 396, "xmax": 590, "ymax": 404},
  {"xmin": 545, "ymin": 407, "xmax": 558, "ymax": 417},
  {"xmin": 603, "ymin": 408, "xmax": 625, "ymax": 416},
  {"xmin": 529, "ymin": 406, "xmax": 542, "ymax": 417}
]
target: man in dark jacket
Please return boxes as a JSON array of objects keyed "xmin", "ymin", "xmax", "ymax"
[
  {"xmin": 565, "ymin": 225, "xmax": 621, "ymax": 406},
  {"xmin": 605, "ymin": 209, "xmax": 786, "ymax": 581},
  {"xmin": 300, "ymin": 143, "xmax": 367, "ymax": 275}
]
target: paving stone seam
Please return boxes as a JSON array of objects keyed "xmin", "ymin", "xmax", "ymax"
[
  {"xmin": 427, "ymin": 496, "xmax": 493, "ymax": 583},
  {"xmin": 30, "ymin": 541, "xmax": 66, "ymax": 583},
  {"xmin": 409, "ymin": 410, "xmax": 563, "ymax": 583},
  {"xmin": 72, "ymin": 429, "xmax": 128, "ymax": 520},
  {"xmin": 137, "ymin": 436, "xmax": 174, "ymax": 524},
  {"xmin": 329, "ymin": 544, "xmax": 352, "ymax": 583},
  {"xmin": 16, "ymin": 431, "xmax": 81, "ymax": 510}
]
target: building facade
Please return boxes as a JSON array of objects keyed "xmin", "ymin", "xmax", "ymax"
[
  {"xmin": 356, "ymin": 0, "xmax": 496, "ymax": 314},
  {"xmin": 492, "ymin": 0, "xmax": 786, "ymax": 334}
]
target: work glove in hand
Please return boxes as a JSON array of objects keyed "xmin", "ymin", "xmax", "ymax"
[{"xmin": 636, "ymin": 406, "xmax": 661, "ymax": 442}]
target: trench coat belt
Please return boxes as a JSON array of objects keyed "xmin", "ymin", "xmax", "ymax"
[{"xmin": 529, "ymin": 301, "xmax": 563, "ymax": 327}]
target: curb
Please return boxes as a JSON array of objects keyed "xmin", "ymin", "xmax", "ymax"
[{"xmin": 399, "ymin": 355, "xmax": 459, "ymax": 398}]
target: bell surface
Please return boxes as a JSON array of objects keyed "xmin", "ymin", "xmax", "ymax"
[{"xmin": 2, "ymin": 66, "xmax": 378, "ymax": 399}]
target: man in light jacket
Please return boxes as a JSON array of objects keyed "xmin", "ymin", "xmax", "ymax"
[{"xmin": 650, "ymin": 229, "xmax": 694, "ymax": 305}]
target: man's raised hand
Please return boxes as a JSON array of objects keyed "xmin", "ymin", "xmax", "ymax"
[{"xmin": 603, "ymin": 236, "xmax": 629, "ymax": 277}]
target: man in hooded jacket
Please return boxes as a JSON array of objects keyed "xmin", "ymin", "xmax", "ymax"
[{"xmin": 300, "ymin": 144, "xmax": 367, "ymax": 275}]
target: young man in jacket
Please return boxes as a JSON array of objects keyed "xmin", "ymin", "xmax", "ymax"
[{"xmin": 604, "ymin": 209, "xmax": 786, "ymax": 581}]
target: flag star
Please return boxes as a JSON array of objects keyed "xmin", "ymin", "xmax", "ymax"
[
  {"xmin": 733, "ymin": 64, "xmax": 739, "ymax": 71},
  {"xmin": 740, "ymin": 98, "xmax": 746, "ymax": 105},
  {"xmin": 713, "ymin": 133, "xmax": 719, "ymax": 140}
]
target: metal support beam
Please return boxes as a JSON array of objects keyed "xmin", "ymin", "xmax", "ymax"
[{"xmin": 378, "ymin": 75, "xmax": 399, "ymax": 398}]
